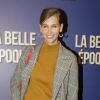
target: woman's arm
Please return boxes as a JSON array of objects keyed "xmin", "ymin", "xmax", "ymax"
[
  {"xmin": 67, "ymin": 56, "xmax": 78, "ymax": 100},
  {"xmin": 10, "ymin": 46, "xmax": 31, "ymax": 100}
]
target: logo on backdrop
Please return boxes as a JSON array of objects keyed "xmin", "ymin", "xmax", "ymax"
[
  {"xmin": 0, "ymin": 31, "xmax": 36, "ymax": 63},
  {"xmin": 75, "ymin": 34, "xmax": 100, "ymax": 65}
]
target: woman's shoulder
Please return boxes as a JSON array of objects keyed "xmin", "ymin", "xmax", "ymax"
[
  {"xmin": 61, "ymin": 44, "xmax": 77, "ymax": 60},
  {"xmin": 19, "ymin": 46, "xmax": 34, "ymax": 60}
]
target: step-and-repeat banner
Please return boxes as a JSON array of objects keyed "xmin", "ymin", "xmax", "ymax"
[{"xmin": 0, "ymin": 0, "xmax": 100, "ymax": 100}]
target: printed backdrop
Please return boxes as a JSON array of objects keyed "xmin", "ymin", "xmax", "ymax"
[{"xmin": 0, "ymin": 0, "xmax": 100, "ymax": 100}]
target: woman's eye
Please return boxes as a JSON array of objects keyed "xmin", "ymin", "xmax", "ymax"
[
  {"xmin": 43, "ymin": 25, "xmax": 47, "ymax": 28},
  {"xmin": 52, "ymin": 25, "xmax": 57, "ymax": 28}
]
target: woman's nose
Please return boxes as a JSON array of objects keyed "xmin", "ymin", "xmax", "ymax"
[{"xmin": 47, "ymin": 27, "xmax": 52, "ymax": 34}]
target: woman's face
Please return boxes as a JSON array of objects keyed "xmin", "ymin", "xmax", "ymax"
[{"xmin": 40, "ymin": 15, "xmax": 63, "ymax": 45}]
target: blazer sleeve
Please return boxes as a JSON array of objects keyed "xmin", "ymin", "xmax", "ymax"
[
  {"xmin": 67, "ymin": 56, "xmax": 78, "ymax": 100},
  {"xmin": 10, "ymin": 46, "xmax": 31, "ymax": 100}
]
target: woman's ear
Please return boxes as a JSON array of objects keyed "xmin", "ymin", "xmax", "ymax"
[{"xmin": 60, "ymin": 24, "xmax": 63, "ymax": 32}]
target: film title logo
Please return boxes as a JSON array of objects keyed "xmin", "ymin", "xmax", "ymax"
[{"xmin": 75, "ymin": 34, "xmax": 100, "ymax": 65}]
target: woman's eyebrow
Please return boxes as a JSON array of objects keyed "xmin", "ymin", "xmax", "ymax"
[{"xmin": 42, "ymin": 23, "xmax": 59, "ymax": 25}]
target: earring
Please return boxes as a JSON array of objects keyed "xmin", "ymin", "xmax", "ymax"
[{"xmin": 59, "ymin": 33, "xmax": 63, "ymax": 38}]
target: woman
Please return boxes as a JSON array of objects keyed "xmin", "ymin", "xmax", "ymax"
[{"xmin": 10, "ymin": 7, "xmax": 78, "ymax": 100}]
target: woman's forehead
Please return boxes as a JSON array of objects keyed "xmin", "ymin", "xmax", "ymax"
[{"xmin": 42, "ymin": 15, "xmax": 60, "ymax": 24}]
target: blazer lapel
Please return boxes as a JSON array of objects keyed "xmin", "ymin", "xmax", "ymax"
[
  {"xmin": 52, "ymin": 45, "xmax": 72, "ymax": 100},
  {"xmin": 21, "ymin": 43, "xmax": 43, "ymax": 99}
]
